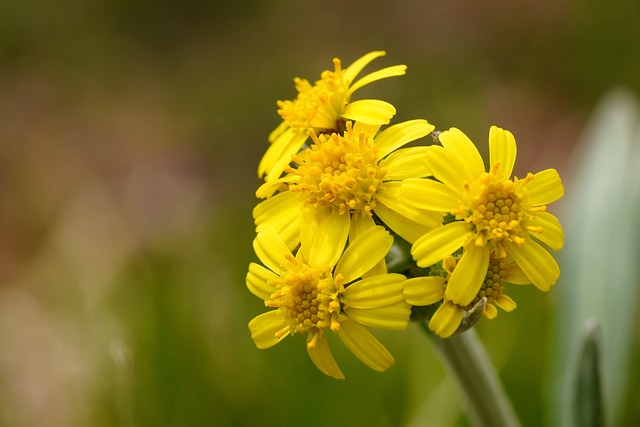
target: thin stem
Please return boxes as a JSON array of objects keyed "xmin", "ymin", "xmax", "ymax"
[{"xmin": 423, "ymin": 324, "xmax": 521, "ymax": 427}]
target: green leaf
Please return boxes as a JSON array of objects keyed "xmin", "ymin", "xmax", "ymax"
[
  {"xmin": 548, "ymin": 88, "xmax": 640, "ymax": 427},
  {"xmin": 573, "ymin": 318, "xmax": 606, "ymax": 427}
]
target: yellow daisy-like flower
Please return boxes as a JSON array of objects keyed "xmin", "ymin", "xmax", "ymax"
[
  {"xmin": 402, "ymin": 126, "xmax": 564, "ymax": 308},
  {"xmin": 247, "ymin": 223, "xmax": 410, "ymax": 379},
  {"xmin": 253, "ymin": 120, "xmax": 442, "ymax": 251},
  {"xmin": 258, "ymin": 51, "xmax": 407, "ymax": 185},
  {"xmin": 404, "ymin": 256, "xmax": 528, "ymax": 338}
]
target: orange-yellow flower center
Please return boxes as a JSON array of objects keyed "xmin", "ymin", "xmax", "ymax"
[
  {"xmin": 267, "ymin": 263, "xmax": 343, "ymax": 336},
  {"xmin": 277, "ymin": 58, "xmax": 348, "ymax": 135},
  {"xmin": 456, "ymin": 167, "xmax": 532, "ymax": 251},
  {"xmin": 288, "ymin": 122, "xmax": 387, "ymax": 216},
  {"xmin": 464, "ymin": 258, "xmax": 507, "ymax": 311}
]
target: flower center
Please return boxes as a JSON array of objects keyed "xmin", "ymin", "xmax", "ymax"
[
  {"xmin": 288, "ymin": 122, "xmax": 387, "ymax": 216},
  {"xmin": 277, "ymin": 58, "xmax": 347, "ymax": 135},
  {"xmin": 267, "ymin": 262, "xmax": 343, "ymax": 336},
  {"xmin": 464, "ymin": 258, "xmax": 507, "ymax": 311},
  {"xmin": 455, "ymin": 165, "xmax": 532, "ymax": 251}
]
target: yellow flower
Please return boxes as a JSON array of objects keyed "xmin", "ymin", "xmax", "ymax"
[
  {"xmin": 404, "ymin": 256, "xmax": 525, "ymax": 338},
  {"xmin": 258, "ymin": 51, "xmax": 407, "ymax": 186},
  {"xmin": 247, "ymin": 223, "xmax": 411, "ymax": 379},
  {"xmin": 402, "ymin": 126, "xmax": 564, "ymax": 307},
  {"xmin": 253, "ymin": 120, "xmax": 442, "ymax": 251}
]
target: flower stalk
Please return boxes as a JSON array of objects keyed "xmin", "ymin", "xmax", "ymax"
[{"xmin": 424, "ymin": 324, "xmax": 522, "ymax": 427}]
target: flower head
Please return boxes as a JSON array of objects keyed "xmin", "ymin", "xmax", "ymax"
[
  {"xmin": 258, "ymin": 51, "xmax": 407, "ymax": 185},
  {"xmin": 404, "ymin": 255, "xmax": 525, "ymax": 338},
  {"xmin": 254, "ymin": 120, "xmax": 442, "ymax": 250},
  {"xmin": 247, "ymin": 224, "xmax": 410, "ymax": 379},
  {"xmin": 402, "ymin": 126, "xmax": 564, "ymax": 307}
]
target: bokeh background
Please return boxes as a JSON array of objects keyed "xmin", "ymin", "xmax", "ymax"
[{"xmin": 1, "ymin": 1, "xmax": 639, "ymax": 426}]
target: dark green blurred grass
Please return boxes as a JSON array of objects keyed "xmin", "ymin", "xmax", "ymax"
[{"xmin": 0, "ymin": 1, "xmax": 639, "ymax": 426}]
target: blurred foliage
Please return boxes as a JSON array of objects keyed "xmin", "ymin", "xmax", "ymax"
[
  {"xmin": 572, "ymin": 320, "xmax": 605, "ymax": 427},
  {"xmin": 0, "ymin": 1, "xmax": 639, "ymax": 426},
  {"xmin": 550, "ymin": 88, "xmax": 640, "ymax": 427}
]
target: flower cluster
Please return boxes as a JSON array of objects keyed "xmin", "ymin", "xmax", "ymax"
[{"xmin": 246, "ymin": 51, "xmax": 565, "ymax": 379}]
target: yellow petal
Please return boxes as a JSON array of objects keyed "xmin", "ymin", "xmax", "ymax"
[
  {"xmin": 253, "ymin": 192, "xmax": 303, "ymax": 249},
  {"xmin": 259, "ymin": 130, "xmax": 308, "ymax": 180},
  {"xmin": 258, "ymin": 127, "xmax": 292, "ymax": 177},
  {"xmin": 445, "ymin": 244, "xmax": 490, "ymax": 306},
  {"xmin": 403, "ymin": 276, "xmax": 446, "ymax": 306},
  {"xmin": 342, "ymin": 99, "xmax": 396, "ymax": 125},
  {"xmin": 504, "ymin": 239, "xmax": 560, "ymax": 291},
  {"xmin": 528, "ymin": 211, "xmax": 564, "ymax": 251},
  {"xmin": 335, "ymin": 225, "xmax": 392, "ymax": 284},
  {"xmin": 343, "ymin": 51, "xmax": 386, "ymax": 83},
  {"xmin": 259, "ymin": 219, "xmax": 300, "ymax": 252},
  {"xmin": 425, "ymin": 145, "xmax": 472, "ymax": 194},
  {"xmin": 526, "ymin": 168, "xmax": 564, "ymax": 205},
  {"xmin": 297, "ymin": 205, "xmax": 320, "ymax": 259},
  {"xmin": 253, "ymin": 190, "xmax": 299, "ymax": 226},
  {"xmin": 254, "ymin": 177, "xmax": 289, "ymax": 199},
  {"xmin": 307, "ymin": 332, "xmax": 344, "ymax": 379},
  {"xmin": 343, "ymin": 273, "xmax": 406, "ymax": 308},
  {"xmin": 348, "ymin": 215, "xmax": 387, "ymax": 277},
  {"xmin": 438, "ymin": 128, "xmax": 485, "ymax": 179},
  {"xmin": 311, "ymin": 105, "xmax": 340, "ymax": 131},
  {"xmin": 348, "ymin": 64, "xmax": 407, "ymax": 95},
  {"xmin": 483, "ymin": 303, "xmax": 498, "ymax": 319},
  {"xmin": 348, "ymin": 214, "xmax": 376, "ymax": 244},
  {"xmin": 411, "ymin": 221, "xmax": 471, "ymax": 268},
  {"xmin": 265, "ymin": 133, "xmax": 310, "ymax": 183},
  {"xmin": 352, "ymin": 121, "xmax": 382, "ymax": 139},
  {"xmin": 378, "ymin": 147, "xmax": 431, "ymax": 180},
  {"xmin": 345, "ymin": 302, "xmax": 411, "ymax": 330},
  {"xmin": 246, "ymin": 262, "xmax": 278, "ymax": 300},
  {"xmin": 248, "ymin": 311, "xmax": 289, "ymax": 349},
  {"xmin": 503, "ymin": 263, "xmax": 531, "ymax": 285},
  {"xmin": 374, "ymin": 119, "xmax": 435, "ymax": 159},
  {"xmin": 495, "ymin": 294, "xmax": 517, "ymax": 312},
  {"xmin": 376, "ymin": 182, "xmax": 444, "ymax": 227},
  {"xmin": 267, "ymin": 120, "xmax": 288, "ymax": 143},
  {"xmin": 429, "ymin": 301, "xmax": 463, "ymax": 338},
  {"xmin": 308, "ymin": 211, "xmax": 350, "ymax": 268},
  {"xmin": 337, "ymin": 318, "xmax": 394, "ymax": 372},
  {"xmin": 253, "ymin": 227, "xmax": 294, "ymax": 275},
  {"xmin": 364, "ymin": 260, "xmax": 388, "ymax": 278},
  {"xmin": 373, "ymin": 200, "xmax": 438, "ymax": 244},
  {"xmin": 488, "ymin": 126, "xmax": 517, "ymax": 181},
  {"xmin": 400, "ymin": 178, "xmax": 460, "ymax": 212}
]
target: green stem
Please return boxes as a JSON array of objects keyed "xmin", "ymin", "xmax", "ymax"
[{"xmin": 423, "ymin": 324, "xmax": 521, "ymax": 427}]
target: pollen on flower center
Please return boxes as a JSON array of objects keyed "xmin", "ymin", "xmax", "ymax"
[
  {"xmin": 277, "ymin": 58, "xmax": 347, "ymax": 134},
  {"xmin": 457, "ymin": 168, "xmax": 529, "ymax": 248},
  {"xmin": 288, "ymin": 122, "xmax": 388, "ymax": 216},
  {"xmin": 267, "ymin": 263, "xmax": 343, "ymax": 335},
  {"xmin": 464, "ymin": 258, "xmax": 507, "ymax": 311}
]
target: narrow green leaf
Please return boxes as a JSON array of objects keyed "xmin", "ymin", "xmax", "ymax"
[
  {"xmin": 573, "ymin": 318, "xmax": 606, "ymax": 427},
  {"xmin": 549, "ymin": 88, "xmax": 640, "ymax": 427}
]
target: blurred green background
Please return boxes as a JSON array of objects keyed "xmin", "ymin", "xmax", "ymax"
[{"xmin": 0, "ymin": 1, "xmax": 639, "ymax": 426}]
